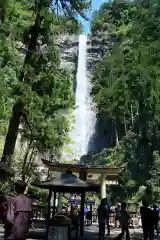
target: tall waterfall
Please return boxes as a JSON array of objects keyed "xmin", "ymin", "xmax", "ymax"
[{"xmin": 64, "ymin": 35, "xmax": 96, "ymax": 161}]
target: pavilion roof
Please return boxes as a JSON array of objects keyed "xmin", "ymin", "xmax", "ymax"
[
  {"xmin": 42, "ymin": 159, "xmax": 121, "ymax": 175},
  {"xmin": 32, "ymin": 171, "xmax": 99, "ymax": 193}
]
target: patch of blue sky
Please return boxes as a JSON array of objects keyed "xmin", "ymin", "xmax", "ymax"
[{"xmin": 78, "ymin": 0, "xmax": 108, "ymax": 34}]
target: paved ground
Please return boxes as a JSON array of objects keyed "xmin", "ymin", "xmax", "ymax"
[
  {"xmin": 83, "ymin": 225, "xmax": 142, "ymax": 239},
  {"xmin": 0, "ymin": 224, "xmax": 160, "ymax": 239},
  {"xmin": 79, "ymin": 224, "xmax": 160, "ymax": 239}
]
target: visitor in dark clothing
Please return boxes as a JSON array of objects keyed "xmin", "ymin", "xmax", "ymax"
[
  {"xmin": 140, "ymin": 200, "xmax": 154, "ymax": 240},
  {"xmin": 153, "ymin": 204, "xmax": 159, "ymax": 236},
  {"xmin": 0, "ymin": 194, "xmax": 7, "ymax": 223},
  {"xmin": 0, "ymin": 195, "xmax": 12, "ymax": 240},
  {"xmin": 97, "ymin": 199, "xmax": 108, "ymax": 239},
  {"xmin": 115, "ymin": 203, "xmax": 121, "ymax": 228},
  {"xmin": 5, "ymin": 181, "xmax": 32, "ymax": 240},
  {"xmin": 104, "ymin": 197, "xmax": 110, "ymax": 236},
  {"xmin": 114, "ymin": 202, "xmax": 130, "ymax": 240}
]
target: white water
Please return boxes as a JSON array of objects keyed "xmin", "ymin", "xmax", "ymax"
[{"xmin": 63, "ymin": 35, "xmax": 96, "ymax": 161}]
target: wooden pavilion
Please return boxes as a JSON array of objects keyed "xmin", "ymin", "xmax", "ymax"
[
  {"xmin": 34, "ymin": 159, "xmax": 121, "ymax": 238},
  {"xmin": 33, "ymin": 171, "xmax": 99, "ymax": 237}
]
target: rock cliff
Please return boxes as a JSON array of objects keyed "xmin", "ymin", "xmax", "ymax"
[
  {"xmin": 58, "ymin": 35, "xmax": 79, "ymax": 93},
  {"xmin": 87, "ymin": 34, "xmax": 112, "ymax": 154}
]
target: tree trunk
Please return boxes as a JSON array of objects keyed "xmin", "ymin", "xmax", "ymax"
[
  {"xmin": 1, "ymin": 102, "xmax": 24, "ymax": 164},
  {"xmin": 131, "ymin": 104, "xmax": 134, "ymax": 126},
  {"xmin": 1, "ymin": 3, "xmax": 42, "ymax": 165},
  {"xmin": 115, "ymin": 121, "xmax": 119, "ymax": 147},
  {"xmin": 0, "ymin": 5, "xmax": 5, "ymax": 23},
  {"xmin": 110, "ymin": 121, "xmax": 114, "ymax": 146},
  {"xmin": 21, "ymin": 140, "xmax": 32, "ymax": 181},
  {"xmin": 124, "ymin": 115, "xmax": 127, "ymax": 135},
  {"xmin": 26, "ymin": 147, "xmax": 35, "ymax": 178},
  {"xmin": 24, "ymin": 185, "xmax": 29, "ymax": 195},
  {"xmin": 47, "ymin": 169, "xmax": 51, "ymax": 179}
]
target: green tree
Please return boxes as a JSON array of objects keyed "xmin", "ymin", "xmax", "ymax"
[
  {"xmin": 0, "ymin": 0, "xmax": 91, "ymax": 168},
  {"xmin": 90, "ymin": 0, "xmax": 160, "ymax": 201}
]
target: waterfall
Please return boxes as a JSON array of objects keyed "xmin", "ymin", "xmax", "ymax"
[{"xmin": 63, "ymin": 34, "xmax": 96, "ymax": 161}]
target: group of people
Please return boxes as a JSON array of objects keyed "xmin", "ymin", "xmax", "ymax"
[
  {"xmin": 97, "ymin": 198, "xmax": 159, "ymax": 240},
  {"xmin": 0, "ymin": 181, "xmax": 32, "ymax": 240},
  {"xmin": 0, "ymin": 183, "xmax": 159, "ymax": 240},
  {"xmin": 97, "ymin": 199, "xmax": 130, "ymax": 239}
]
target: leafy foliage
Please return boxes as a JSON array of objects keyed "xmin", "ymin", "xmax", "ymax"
[
  {"xmin": 0, "ymin": 0, "xmax": 90, "ymax": 187},
  {"xmin": 91, "ymin": 0, "xmax": 160, "ymax": 202}
]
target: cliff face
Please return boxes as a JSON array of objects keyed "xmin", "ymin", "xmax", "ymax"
[
  {"xmin": 87, "ymin": 35, "xmax": 113, "ymax": 154},
  {"xmin": 58, "ymin": 35, "xmax": 79, "ymax": 93},
  {"xmin": 87, "ymin": 33, "xmax": 111, "ymax": 65},
  {"xmin": 58, "ymin": 35, "xmax": 78, "ymax": 68}
]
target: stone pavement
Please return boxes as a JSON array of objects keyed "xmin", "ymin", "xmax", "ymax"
[
  {"xmin": 84, "ymin": 224, "xmax": 160, "ymax": 240},
  {"xmin": 0, "ymin": 224, "xmax": 160, "ymax": 239}
]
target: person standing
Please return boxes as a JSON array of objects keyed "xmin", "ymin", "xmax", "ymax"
[
  {"xmin": 84, "ymin": 206, "xmax": 88, "ymax": 224},
  {"xmin": 104, "ymin": 197, "xmax": 110, "ymax": 236},
  {"xmin": 5, "ymin": 180, "xmax": 32, "ymax": 240},
  {"xmin": 115, "ymin": 203, "xmax": 121, "ymax": 228},
  {"xmin": 152, "ymin": 204, "xmax": 159, "ymax": 236},
  {"xmin": 97, "ymin": 199, "xmax": 108, "ymax": 239},
  {"xmin": 43, "ymin": 200, "xmax": 48, "ymax": 222},
  {"xmin": 1, "ymin": 194, "xmax": 12, "ymax": 240},
  {"xmin": 0, "ymin": 194, "xmax": 7, "ymax": 223},
  {"xmin": 140, "ymin": 199, "xmax": 154, "ymax": 240},
  {"xmin": 115, "ymin": 202, "xmax": 130, "ymax": 240}
]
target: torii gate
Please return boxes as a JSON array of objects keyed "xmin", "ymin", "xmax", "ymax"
[{"xmin": 42, "ymin": 159, "xmax": 121, "ymax": 199}]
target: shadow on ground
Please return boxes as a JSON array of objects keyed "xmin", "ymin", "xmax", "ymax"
[
  {"xmin": 0, "ymin": 221, "xmax": 160, "ymax": 240},
  {"xmin": 28, "ymin": 224, "xmax": 146, "ymax": 240}
]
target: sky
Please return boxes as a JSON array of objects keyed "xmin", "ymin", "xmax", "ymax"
[{"xmin": 80, "ymin": 0, "xmax": 107, "ymax": 33}]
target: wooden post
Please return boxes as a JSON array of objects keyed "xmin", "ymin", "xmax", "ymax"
[
  {"xmin": 100, "ymin": 174, "xmax": 106, "ymax": 199},
  {"xmin": 79, "ymin": 169, "xmax": 87, "ymax": 237},
  {"xmin": 90, "ymin": 205, "xmax": 92, "ymax": 225},
  {"xmin": 79, "ymin": 170, "xmax": 87, "ymax": 181},
  {"xmin": 46, "ymin": 189, "xmax": 52, "ymax": 240},
  {"xmin": 53, "ymin": 191, "xmax": 56, "ymax": 216},
  {"xmin": 47, "ymin": 189, "xmax": 52, "ymax": 219},
  {"xmin": 80, "ymin": 191, "xmax": 85, "ymax": 237}
]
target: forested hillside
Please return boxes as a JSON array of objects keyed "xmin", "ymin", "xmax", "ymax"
[
  {"xmin": 91, "ymin": 0, "xmax": 160, "ymax": 202},
  {"xmin": 0, "ymin": 0, "xmax": 90, "ymax": 187}
]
